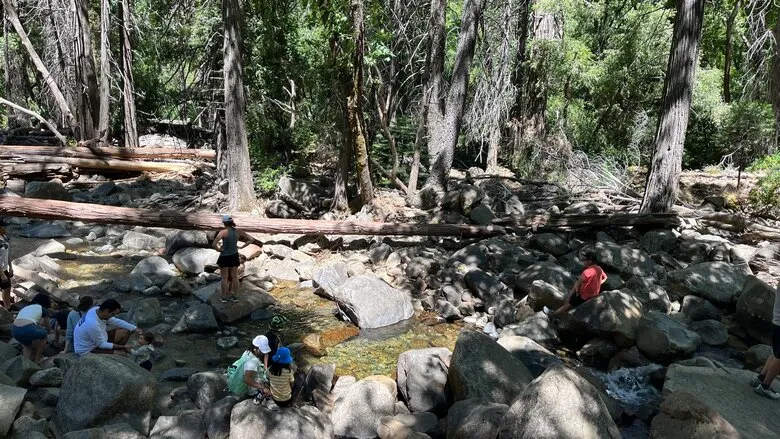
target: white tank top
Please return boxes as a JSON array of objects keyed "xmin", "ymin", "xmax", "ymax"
[{"xmin": 16, "ymin": 304, "xmax": 44, "ymax": 325}]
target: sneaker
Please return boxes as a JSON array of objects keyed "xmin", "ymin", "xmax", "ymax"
[
  {"xmin": 220, "ymin": 297, "xmax": 228, "ymax": 303},
  {"xmin": 229, "ymin": 296, "xmax": 240, "ymax": 303},
  {"xmin": 262, "ymin": 398, "xmax": 279, "ymax": 411},
  {"xmin": 253, "ymin": 394, "xmax": 264, "ymax": 405},
  {"xmin": 543, "ymin": 306, "xmax": 553, "ymax": 316},
  {"xmin": 753, "ymin": 384, "xmax": 780, "ymax": 400},
  {"xmin": 751, "ymin": 375, "xmax": 763, "ymax": 387}
]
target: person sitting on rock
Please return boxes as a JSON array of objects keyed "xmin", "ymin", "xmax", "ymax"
[
  {"xmin": 50, "ymin": 308, "xmax": 70, "ymax": 349},
  {"xmin": 545, "ymin": 250, "xmax": 607, "ymax": 317},
  {"xmin": 130, "ymin": 332, "xmax": 156, "ymax": 371},
  {"xmin": 73, "ymin": 299, "xmax": 141, "ymax": 356},
  {"xmin": 11, "ymin": 293, "xmax": 52, "ymax": 364},
  {"xmin": 751, "ymin": 283, "xmax": 780, "ymax": 400},
  {"xmin": 266, "ymin": 347, "xmax": 304, "ymax": 410},
  {"xmin": 0, "ymin": 226, "xmax": 14, "ymax": 311},
  {"xmin": 65, "ymin": 296, "xmax": 93, "ymax": 353},
  {"xmin": 211, "ymin": 214, "xmax": 258, "ymax": 304},
  {"xmin": 227, "ymin": 335, "xmax": 272, "ymax": 400}
]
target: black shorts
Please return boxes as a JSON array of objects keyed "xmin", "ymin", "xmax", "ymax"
[
  {"xmin": 217, "ymin": 253, "xmax": 240, "ymax": 268},
  {"xmin": 0, "ymin": 277, "xmax": 10, "ymax": 289},
  {"xmin": 773, "ymin": 324, "xmax": 780, "ymax": 358},
  {"xmin": 568, "ymin": 293, "xmax": 587, "ymax": 308}
]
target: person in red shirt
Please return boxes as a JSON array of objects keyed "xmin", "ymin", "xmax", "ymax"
[{"xmin": 545, "ymin": 250, "xmax": 607, "ymax": 317}]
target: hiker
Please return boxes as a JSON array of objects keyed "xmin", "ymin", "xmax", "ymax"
[
  {"xmin": 211, "ymin": 214, "xmax": 257, "ymax": 303},
  {"xmin": 0, "ymin": 226, "xmax": 14, "ymax": 311},
  {"xmin": 265, "ymin": 315, "xmax": 287, "ymax": 359},
  {"xmin": 752, "ymin": 283, "xmax": 780, "ymax": 400},
  {"xmin": 73, "ymin": 299, "xmax": 141, "ymax": 356},
  {"xmin": 130, "ymin": 332, "xmax": 156, "ymax": 371},
  {"xmin": 11, "ymin": 293, "xmax": 51, "ymax": 363},
  {"xmin": 227, "ymin": 335, "xmax": 272, "ymax": 400},
  {"xmin": 545, "ymin": 250, "xmax": 607, "ymax": 317},
  {"xmin": 50, "ymin": 308, "xmax": 70, "ymax": 349},
  {"xmin": 267, "ymin": 347, "xmax": 304, "ymax": 409},
  {"xmin": 65, "ymin": 296, "xmax": 93, "ymax": 353}
]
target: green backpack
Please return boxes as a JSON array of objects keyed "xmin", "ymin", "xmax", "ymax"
[{"xmin": 226, "ymin": 351, "xmax": 251, "ymax": 394}]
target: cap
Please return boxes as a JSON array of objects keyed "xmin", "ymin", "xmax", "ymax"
[
  {"xmin": 252, "ymin": 335, "xmax": 271, "ymax": 354},
  {"xmin": 222, "ymin": 214, "xmax": 234, "ymax": 223}
]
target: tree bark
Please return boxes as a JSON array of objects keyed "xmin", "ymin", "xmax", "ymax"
[
  {"xmin": 770, "ymin": 11, "xmax": 780, "ymax": 153},
  {"xmin": 424, "ymin": 0, "xmax": 486, "ymax": 193},
  {"xmin": 73, "ymin": 0, "xmax": 100, "ymax": 140},
  {"xmin": 348, "ymin": 0, "xmax": 373, "ymax": 206},
  {"xmin": 640, "ymin": 0, "xmax": 705, "ymax": 213},
  {"xmin": 2, "ymin": 0, "xmax": 78, "ymax": 133},
  {"xmin": 3, "ymin": 19, "xmax": 28, "ymax": 128},
  {"xmin": 98, "ymin": 0, "xmax": 111, "ymax": 143},
  {"xmin": 0, "ymin": 196, "xmax": 507, "ymax": 237},
  {"xmin": 0, "ymin": 145, "xmax": 216, "ymax": 160},
  {"xmin": 723, "ymin": 0, "xmax": 740, "ymax": 103},
  {"xmin": 0, "ymin": 155, "xmax": 197, "ymax": 173},
  {"xmin": 221, "ymin": 0, "xmax": 257, "ymax": 211},
  {"xmin": 120, "ymin": 0, "xmax": 139, "ymax": 148}
]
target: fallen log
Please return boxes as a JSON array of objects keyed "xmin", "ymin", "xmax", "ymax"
[
  {"xmin": 1, "ymin": 155, "xmax": 201, "ymax": 173},
  {"xmin": 1, "ymin": 162, "xmax": 71, "ymax": 178},
  {"xmin": 493, "ymin": 212, "xmax": 680, "ymax": 230},
  {"xmin": 0, "ymin": 145, "xmax": 215, "ymax": 160},
  {"xmin": 0, "ymin": 197, "xmax": 506, "ymax": 237}
]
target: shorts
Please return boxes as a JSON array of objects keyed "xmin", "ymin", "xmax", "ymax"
[
  {"xmin": 217, "ymin": 253, "xmax": 240, "ymax": 268},
  {"xmin": 568, "ymin": 293, "xmax": 587, "ymax": 308},
  {"xmin": 139, "ymin": 360, "xmax": 153, "ymax": 371},
  {"xmin": 11, "ymin": 324, "xmax": 48, "ymax": 346},
  {"xmin": 0, "ymin": 275, "xmax": 11, "ymax": 289},
  {"xmin": 773, "ymin": 324, "xmax": 780, "ymax": 358}
]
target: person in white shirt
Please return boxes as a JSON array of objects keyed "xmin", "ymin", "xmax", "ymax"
[
  {"xmin": 74, "ymin": 299, "xmax": 141, "ymax": 356},
  {"xmin": 11, "ymin": 293, "xmax": 51, "ymax": 363},
  {"xmin": 0, "ymin": 227, "xmax": 14, "ymax": 311}
]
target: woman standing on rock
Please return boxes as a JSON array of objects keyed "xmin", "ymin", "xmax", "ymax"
[
  {"xmin": 212, "ymin": 214, "xmax": 256, "ymax": 304},
  {"xmin": 0, "ymin": 226, "xmax": 14, "ymax": 311},
  {"xmin": 11, "ymin": 293, "xmax": 51, "ymax": 363}
]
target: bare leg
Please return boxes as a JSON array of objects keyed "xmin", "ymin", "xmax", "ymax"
[
  {"xmin": 763, "ymin": 356, "xmax": 780, "ymax": 386},
  {"xmin": 22, "ymin": 345, "xmax": 32, "ymax": 361},
  {"xmin": 229, "ymin": 266, "xmax": 239, "ymax": 297},
  {"xmin": 2, "ymin": 287, "xmax": 11, "ymax": 310},
  {"xmin": 552, "ymin": 303, "xmax": 572, "ymax": 317},
  {"xmin": 220, "ymin": 267, "xmax": 230, "ymax": 299},
  {"xmin": 33, "ymin": 339, "xmax": 46, "ymax": 363},
  {"xmin": 109, "ymin": 328, "xmax": 131, "ymax": 346},
  {"xmin": 761, "ymin": 355, "xmax": 773, "ymax": 377}
]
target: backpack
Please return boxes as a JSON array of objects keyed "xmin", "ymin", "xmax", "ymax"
[{"xmin": 226, "ymin": 351, "xmax": 252, "ymax": 394}]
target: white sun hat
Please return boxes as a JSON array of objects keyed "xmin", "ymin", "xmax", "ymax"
[{"xmin": 252, "ymin": 335, "xmax": 271, "ymax": 354}]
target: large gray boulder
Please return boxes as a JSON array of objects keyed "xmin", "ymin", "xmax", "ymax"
[
  {"xmin": 690, "ymin": 319, "xmax": 728, "ymax": 346},
  {"xmin": 331, "ymin": 275, "xmax": 414, "ymax": 329},
  {"xmin": 636, "ymin": 311, "xmax": 701, "ymax": 360},
  {"xmin": 514, "ymin": 262, "xmax": 575, "ymax": 297},
  {"xmin": 446, "ymin": 398, "xmax": 509, "ymax": 439},
  {"xmin": 397, "ymin": 347, "xmax": 452, "ymax": 414},
  {"xmin": 166, "ymin": 230, "xmax": 211, "ymax": 256},
  {"xmin": 525, "ymin": 280, "xmax": 566, "ymax": 312},
  {"xmin": 497, "ymin": 364, "xmax": 620, "ymax": 439},
  {"xmin": 230, "ymin": 402, "xmax": 332, "ymax": 438},
  {"xmin": 312, "ymin": 261, "xmax": 349, "ymax": 298},
  {"xmin": 131, "ymin": 256, "xmax": 176, "ymax": 287},
  {"xmin": 150, "ymin": 411, "xmax": 206, "ymax": 439},
  {"xmin": 0, "ymin": 356, "xmax": 40, "ymax": 387},
  {"xmin": 62, "ymin": 423, "xmax": 146, "ymax": 439},
  {"xmin": 448, "ymin": 330, "xmax": 533, "ymax": 405},
  {"xmin": 681, "ymin": 295, "xmax": 722, "ymax": 321},
  {"xmin": 128, "ymin": 298, "xmax": 163, "ymax": 327},
  {"xmin": 528, "ymin": 233, "xmax": 570, "ymax": 257},
  {"xmin": 208, "ymin": 277, "xmax": 276, "ymax": 323},
  {"xmin": 464, "ymin": 268, "xmax": 511, "ymax": 309},
  {"xmin": 172, "ymin": 304, "xmax": 219, "ymax": 333},
  {"xmin": 205, "ymin": 396, "xmax": 239, "ymax": 439},
  {"xmin": 25, "ymin": 181, "xmax": 72, "ymax": 201},
  {"xmin": 650, "ymin": 391, "xmax": 739, "ymax": 439},
  {"xmin": 624, "ymin": 277, "xmax": 672, "ymax": 313},
  {"xmin": 640, "ymin": 229, "xmax": 678, "ymax": 254},
  {"xmin": 187, "ymin": 372, "xmax": 228, "ymax": 410},
  {"xmin": 173, "ymin": 247, "xmax": 220, "ymax": 275},
  {"xmin": 0, "ymin": 384, "xmax": 26, "ymax": 436},
  {"xmin": 54, "ymin": 355, "xmax": 156, "ymax": 435},
  {"xmin": 331, "ymin": 379, "xmax": 394, "ymax": 438},
  {"xmin": 33, "ymin": 239, "xmax": 66, "ymax": 257},
  {"xmin": 497, "ymin": 335, "xmax": 561, "ymax": 378},
  {"xmin": 122, "ymin": 232, "xmax": 164, "ymax": 251},
  {"xmin": 667, "ymin": 262, "xmax": 749, "ymax": 305},
  {"xmin": 20, "ymin": 222, "xmax": 71, "ymax": 238},
  {"xmin": 594, "ymin": 241, "xmax": 658, "ymax": 277},
  {"xmin": 569, "ymin": 290, "xmax": 644, "ymax": 343},
  {"xmin": 736, "ymin": 276, "xmax": 776, "ymax": 344},
  {"xmin": 500, "ymin": 312, "xmax": 558, "ymax": 344},
  {"xmin": 277, "ymin": 176, "xmax": 327, "ymax": 212}
]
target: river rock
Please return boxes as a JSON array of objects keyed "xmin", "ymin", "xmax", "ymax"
[
  {"xmin": 736, "ymin": 276, "xmax": 776, "ymax": 344},
  {"xmin": 448, "ymin": 330, "xmax": 533, "ymax": 405},
  {"xmin": 265, "ymin": 200, "xmax": 298, "ymax": 218},
  {"xmin": 332, "ymin": 379, "xmax": 395, "ymax": 438},
  {"xmin": 667, "ymin": 262, "xmax": 748, "ymax": 305},
  {"xmin": 13, "ymin": 253, "xmax": 61, "ymax": 277},
  {"xmin": 55, "ymin": 355, "xmax": 156, "ymax": 435},
  {"xmin": 123, "ymin": 232, "xmax": 164, "ymax": 251},
  {"xmin": 640, "ymin": 229, "xmax": 678, "ymax": 254},
  {"xmin": 650, "ymin": 391, "xmax": 739, "ymax": 439},
  {"xmin": 216, "ymin": 336, "xmax": 238, "ymax": 350},
  {"xmin": 29, "ymin": 367, "xmax": 63, "ymax": 387},
  {"xmin": 664, "ymin": 364, "xmax": 780, "ymax": 438},
  {"xmin": 448, "ymin": 242, "xmax": 490, "ymax": 270},
  {"xmin": 61, "ymin": 423, "xmax": 146, "ymax": 439},
  {"xmin": 131, "ymin": 256, "xmax": 176, "ymax": 287},
  {"xmin": 173, "ymin": 247, "xmax": 220, "ymax": 275},
  {"xmin": 204, "ymin": 395, "xmax": 238, "ymax": 439},
  {"xmin": 33, "ymin": 239, "xmax": 66, "ymax": 257},
  {"xmin": 594, "ymin": 241, "xmax": 658, "ymax": 278},
  {"xmin": 525, "ymin": 280, "xmax": 565, "ymax": 311},
  {"xmin": 0, "ymin": 342, "xmax": 17, "ymax": 366},
  {"xmin": 129, "ymin": 273, "xmax": 153, "ymax": 293},
  {"xmin": 500, "ymin": 312, "xmax": 558, "ymax": 344},
  {"xmin": 378, "ymin": 413, "xmax": 437, "ymax": 438},
  {"xmin": 230, "ymin": 401, "xmax": 332, "ymax": 439},
  {"xmin": 20, "ymin": 222, "xmax": 71, "ymax": 238},
  {"xmin": 208, "ymin": 280, "xmax": 276, "ymax": 323},
  {"xmin": 446, "ymin": 398, "xmax": 508, "ymax": 439},
  {"xmin": 636, "ymin": 311, "xmax": 701, "ymax": 360},
  {"xmin": 331, "ymin": 275, "xmax": 413, "ymax": 329},
  {"xmin": 577, "ymin": 338, "xmax": 621, "ymax": 370},
  {"xmin": 11, "ymin": 415, "xmax": 47, "ymax": 438},
  {"xmin": 464, "ymin": 268, "xmax": 511, "ymax": 309},
  {"xmin": 528, "ymin": 233, "xmax": 570, "ymax": 257},
  {"xmin": 405, "ymin": 256, "xmax": 441, "ymax": 279},
  {"xmin": 172, "ymin": 304, "xmax": 218, "ymax": 333},
  {"xmin": 0, "ymin": 384, "xmax": 26, "ymax": 436},
  {"xmin": 277, "ymin": 176, "xmax": 325, "ymax": 212},
  {"xmin": 397, "ymin": 348, "xmax": 452, "ymax": 414},
  {"xmin": 162, "ymin": 277, "xmax": 192, "ymax": 297},
  {"xmin": 166, "ymin": 230, "xmax": 211, "ymax": 255},
  {"xmin": 681, "ymin": 295, "xmax": 722, "ymax": 321},
  {"xmin": 624, "ymin": 277, "xmax": 672, "ymax": 313},
  {"xmin": 745, "ymin": 344, "xmax": 772, "ymax": 370},
  {"xmin": 514, "ymin": 262, "xmax": 576, "ymax": 297},
  {"xmin": 689, "ymin": 319, "xmax": 728, "ymax": 346},
  {"xmin": 128, "ymin": 298, "xmax": 163, "ymax": 327},
  {"xmin": 469, "ymin": 204, "xmax": 495, "ymax": 225},
  {"xmin": 569, "ymin": 290, "xmax": 644, "ymax": 344},
  {"xmin": 497, "ymin": 364, "xmax": 620, "ymax": 439},
  {"xmin": 312, "ymin": 261, "xmax": 349, "ymax": 298},
  {"xmin": 303, "ymin": 363, "xmax": 336, "ymax": 400},
  {"xmin": 150, "ymin": 411, "xmax": 206, "ymax": 439},
  {"xmin": 497, "ymin": 335, "xmax": 560, "ymax": 378},
  {"xmin": 160, "ymin": 367, "xmax": 198, "ymax": 382},
  {"xmin": 25, "ymin": 181, "xmax": 72, "ymax": 201},
  {"xmin": 0, "ymin": 356, "xmax": 40, "ymax": 387}
]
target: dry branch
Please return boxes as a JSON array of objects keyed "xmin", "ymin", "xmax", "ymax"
[{"xmin": 0, "ymin": 98, "xmax": 67, "ymax": 145}]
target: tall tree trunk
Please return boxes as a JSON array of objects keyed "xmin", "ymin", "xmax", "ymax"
[
  {"xmin": 97, "ymin": 0, "xmax": 111, "ymax": 143},
  {"xmin": 723, "ymin": 0, "xmax": 740, "ymax": 103},
  {"xmin": 222, "ymin": 0, "xmax": 256, "ymax": 211},
  {"xmin": 119, "ymin": 0, "xmax": 139, "ymax": 148},
  {"xmin": 508, "ymin": 0, "xmax": 530, "ymax": 160},
  {"xmin": 3, "ymin": 0, "xmax": 78, "ymax": 133},
  {"xmin": 424, "ymin": 0, "xmax": 486, "ymax": 193},
  {"xmin": 3, "ymin": 19, "xmax": 27, "ymax": 127},
  {"xmin": 73, "ymin": 0, "xmax": 100, "ymax": 141},
  {"xmin": 640, "ymin": 0, "xmax": 705, "ymax": 213},
  {"xmin": 348, "ymin": 0, "xmax": 373, "ymax": 206},
  {"xmin": 770, "ymin": 12, "xmax": 780, "ymax": 153}
]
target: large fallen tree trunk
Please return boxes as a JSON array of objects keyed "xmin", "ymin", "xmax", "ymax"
[
  {"xmin": 0, "ymin": 197, "xmax": 506, "ymax": 237},
  {"xmin": 494, "ymin": 212, "xmax": 680, "ymax": 230},
  {"xmin": 1, "ymin": 163, "xmax": 72, "ymax": 179},
  {"xmin": 1, "ymin": 156, "xmax": 201, "ymax": 173},
  {"xmin": 0, "ymin": 145, "xmax": 215, "ymax": 160}
]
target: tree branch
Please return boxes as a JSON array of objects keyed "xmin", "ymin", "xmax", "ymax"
[{"xmin": 0, "ymin": 97, "xmax": 67, "ymax": 145}]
